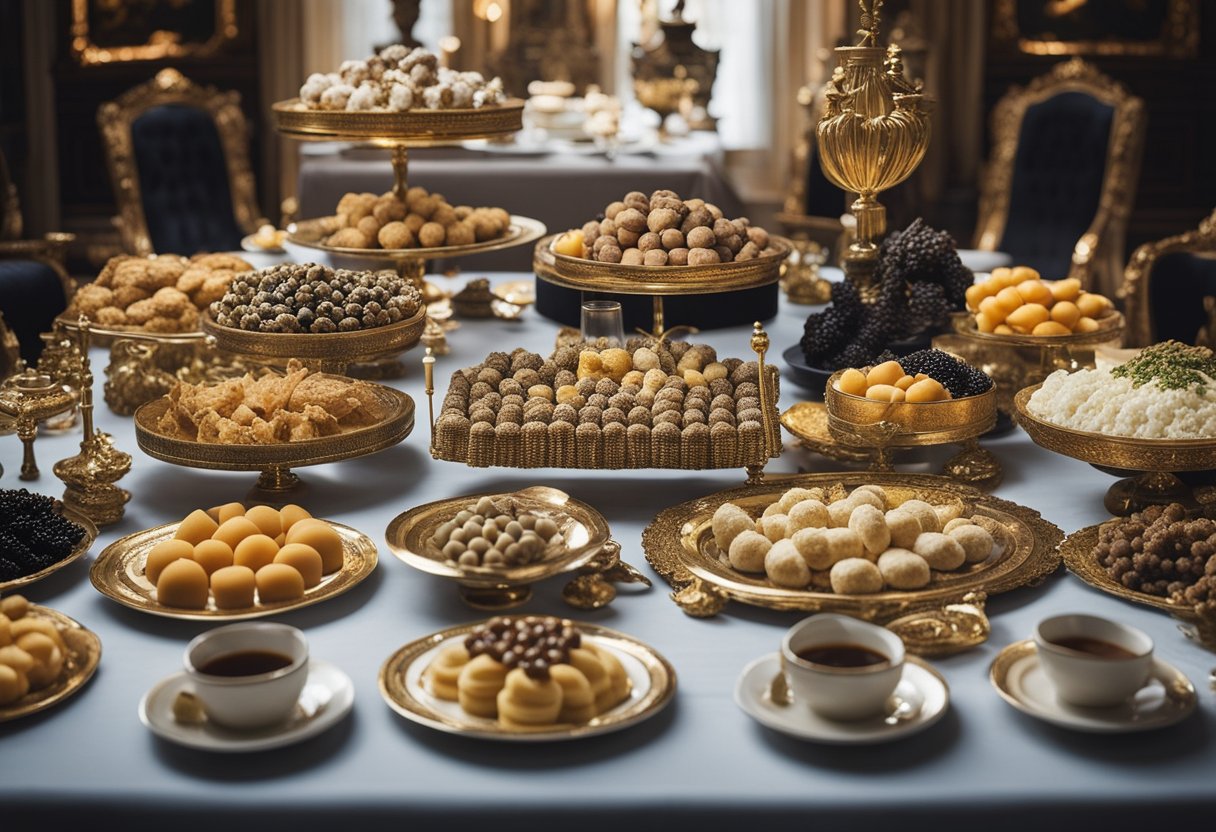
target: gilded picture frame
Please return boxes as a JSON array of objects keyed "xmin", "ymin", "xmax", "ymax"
[
  {"xmin": 71, "ymin": 0, "xmax": 239, "ymax": 66},
  {"xmin": 992, "ymin": 0, "xmax": 1198, "ymax": 59}
]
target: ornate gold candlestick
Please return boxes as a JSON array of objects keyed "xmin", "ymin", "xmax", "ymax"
[
  {"xmin": 0, "ymin": 369, "xmax": 77, "ymax": 479},
  {"xmin": 816, "ymin": 0, "xmax": 931, "ymax": 290},
  {"xmin": 53, "ymin": 317, "xmax": 131, "ymax": 527}
]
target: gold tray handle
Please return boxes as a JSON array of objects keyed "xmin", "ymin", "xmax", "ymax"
[
  {"xmin": 886, "ymin": 591, "xmax": 990, "ymax": 657},
  {"xmin": 561, "ymin": 540, "xmax": 653, "ymax": 611}
]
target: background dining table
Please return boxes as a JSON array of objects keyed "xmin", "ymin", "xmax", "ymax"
[{"xmin": 2, "ymin": 271, "xmax": 1214, "ymax": 831}]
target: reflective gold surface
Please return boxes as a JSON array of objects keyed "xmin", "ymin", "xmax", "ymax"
[
  {"xmin": 642, "ymin": 472, "xmax": 1062, "ymax": 621},
  {"xmin": 288, "ymin": 214, "xmax": 546, "ymax": 262},
  {"xmin": 0, "ymin": 507, "xmax": 97, "ymax": 593},
  {"xmin": 825, "ymin": 371, "xmax": 997, "ymax": 447},
  {"xmin": 272, "ymin": 98, "xmax": 525, "ymax": 143},
  {"xmin": 90, "ymin": 520, "xmax": 377, "ymax": 621},
  {"xmin": 951, "ymin": 310, "xmax": 1124, "ymax": 348},
  {"xmin": 378, "ymin": 619, "xmax": 676, "ymax": 741},
  {"xmin": 0, "ymin": 604, "xmax": 101, "ymax": 722}
]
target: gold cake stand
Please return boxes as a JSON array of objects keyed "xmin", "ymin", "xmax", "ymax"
[
  {"xmin": 133, "ymin": 380, "xmax": 415, "ymax": 498},
  {"xmin": 823, "ymin": 371, "xmax": 1001, "ymax": 489},
  {"xmin": 385, "ymin": 486, "xmax": 649, "ymax": 610},
  {"xmin": 533, "ymin": 234, "xmax": 792, "ymax": 337},
  {"xmin": 1014, "ymin": 384, "xmax": 1216, "ymax": 515}
]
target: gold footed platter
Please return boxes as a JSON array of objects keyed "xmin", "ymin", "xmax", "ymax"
[
  {"xmin": 0, "ymin": 506, "xmax": 97, "ymax": 593},
  {"xmin": 378, "ymin": 618, "xmax": 676, "ymax": 741},
  {"xmin": 384, "ymin": 486, "xmax": 649, "ymax": 610},
  {"xmin": 0, "ymin": 604, "xmax": 101, "ymax": 723},
  {"xmin": 272, "ymin": 98, "xmax": 525, "ymax": 143},
  {"xmin": 642, "ymin": 472, "xmax": 1063, "ymax": 653},
  {"xmin": 1014, "ymin": 384, "xmax": 1216, "ymax": 515},
  {"xmin": 90, "ymin": 519, "xmax": 377, "ymax": 621},
  {"xmin": 133, "ymin": 382, "xmax": 414, "ymax": 498}
]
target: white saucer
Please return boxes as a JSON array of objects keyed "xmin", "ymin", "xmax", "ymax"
[
  {"xmin": 989, "ymin": 640, "xmax": 1197, "ymax": 733},
  {"xmin": 139, "ymin": 659, "xmax": 354, "ymax": 752},
  {"xmin": 734, "ymin": 653, "xmax": 949, "ymax": 744}
]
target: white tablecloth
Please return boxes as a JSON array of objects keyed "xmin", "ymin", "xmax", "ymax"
[{"xmin": 2, "ymin": 276, "xmax": 1214, "ymax": 831}]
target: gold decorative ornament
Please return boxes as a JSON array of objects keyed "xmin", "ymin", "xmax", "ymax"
[
  {"xmin": 1119, "ymin": 208, "xmax": 1216, "ymax": 347},
  {"xmin": 816, "ymin": 0, "xmax": 932, "ymax": 291},
  {"xmin": 33, "ymin": 324, "xmax": 83, "ymax": 433},
  {"xmin": 90, "ymin": 520, "xmax": 377, "ymax": 621},
  {"xmin": 781, "ymin": 238, "xmax": 832, "ymax": 305},
  {"xmin": 71, "ymin": 0, "xmax": 239, "ymax": 66},
  {"xmin": 451, "ymin": 278, "xmax": 497, "ymax": 319},
  {"xmin": 52, "ymin": 319, "xmax": 131, "ymax": 527},
  {"xmin": 420, "ymin": 317, "xmax": 450, "ymax": 356},
  {"xmin": 98, "ymin": 69, "xmax": 261, "ymax": 256},
  {"xmin": 1014, "ymin": 384, "xmax": 1216, "ymax": 515},
  {"xmin": 561, "ymin": 540, "xmax": 653, "ymax": 611},
  {"xmin": 886, "ymin": 591, "xmax": 990, "ymax": 657},
  {"xmin": 642, "ymin": 472, "xmax": 1062, "ymax": 625},
  {"xmin": 631, "ymin": 1, "xmax": 719, "ymax": 134},
  {"xmin": 0, "ymin": 604, "xmax": 101, "ymax": 723},
  {"xmin": 974, "ymin": 57, "xmax": 1145, "ymax": 298},
  {"xmin": 0, "ymin": 369, "xmax": 77, "ymax": 480}
]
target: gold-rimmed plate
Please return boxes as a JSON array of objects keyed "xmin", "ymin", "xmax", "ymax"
[
  {"xmin": 0, "ymin": 604, "xmax": 101, "ymax": 722},
  {"xmin": 272, "ymin": 98, "xmax": 525, "ymax": 143},
  {"xmin": 90, "ymin": 520, "xmax": 377, "ymax": 621},
  {"xmin": 378, "ymin": 619, "xmax": 676, "ymax": 741},
  {"xmin": 0, "ymin": 507, "xmax": 98, "ymax": 593},
  {"xmin": 287, "ymin": 215, "xmax": 546, "ymax": 261},
  {"xmin": 1057, "ymin": 522, "xmax": 1196, "ymax": 620},
  {"xmin": 643, "ymin": 472, "xmax": 1062, "ymax": 619}
]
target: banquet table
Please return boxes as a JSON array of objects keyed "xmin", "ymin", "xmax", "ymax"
[
  {"xmin": 3, "ymin": 274, "xmax": 1215, "ymax": 832},
  {"xmin": 295, "ymin": 133, "xmax": 744, "ymax": 272}
]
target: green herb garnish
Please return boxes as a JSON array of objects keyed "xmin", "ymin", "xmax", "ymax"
[{"xmin": 1112, "ymin": 340, "xmax": 1216, "ymax": 392}]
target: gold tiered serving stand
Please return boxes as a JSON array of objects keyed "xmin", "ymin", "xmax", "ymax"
[
  {"xmin": 1014, "ymin": 383, "xmax": 1216, "ymax": 515},
  {"xmin": 533, "ymin": 235, "xmax": 792, "ymax": 338},
  {"xmin": 271, "ymin": 98, "xmax": 546, "ymax": 303},
  {"xmin": 132, "ymin": 376, "xmax": 415, "ymax": 499}
]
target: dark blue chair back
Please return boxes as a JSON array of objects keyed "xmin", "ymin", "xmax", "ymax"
[
  {"xmin": 131, "ymin": 104, "xmax": 244, "ymax": 255},
  {"xmin": 0, "ymin": 260, "xmax": 68, "ymax": 363},
  {"xmin": 1146, "ymin": 252, "xmax": 1216, "ymax": 344},
  {"xmin": 1000, "ymin": 91, "xmax": 1114, "ymax": 279}
]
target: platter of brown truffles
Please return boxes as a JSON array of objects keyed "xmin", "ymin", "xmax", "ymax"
[
  {"xmin": 429, "ymin": 336, "xmax": 780, "ymax": 471},
  {"xmin": 537, "ymin": 189, "xmax": 790, "ymax": 295},
  {"xmin": 385, "ymin": 487, "xmax": 614, "ymax": 609}
]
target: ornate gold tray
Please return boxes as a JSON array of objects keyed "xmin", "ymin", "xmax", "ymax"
[
  {"xmin": 0, "ymin": 604, "xmax": 101, "ymax": 722},
  {"xmin": 55, "ymin": 313, "xmax": 208, "ymax": 344},
  {"xmin": 951, "ymin": 310, "xmax": 1125, "ymax": 347},
  {"xmin": 0, "ymin": 507, "xmax": 98, "ymax": 593},
  {"xmin": 200, "ymin": 307, "xmax": 427, "ymax": 372},
  {"xmin": 272, "ymin": 98, "xmax": 525, "ymax": 143},
  {"xmin": 288, "ymin": 214, "xmax": 547, "ymax": 262},
  {"xmin": 536, "ymin": 234, "xmax": 792, "ymax": 296},
  {"xmin": 378, "ymin": 618, "xmax": 676, "ymax": 741},
  {"xmin": 385, "ymin": 486, "xmax": 621, "ymax": 609},
  {"xmin": 90, "ymin": 519, "xmax": 377, "ymax": 621},
  {"xmin": 642, "ymin": 472, "xmax": 1062, "ymax": 622},
  {"xmin": 779, "ymin": 401, "xmax": 875, "ymax": 463},
  {"xmin": 134, "ymin": 381, "xmax": 415, "ymax": 493}
]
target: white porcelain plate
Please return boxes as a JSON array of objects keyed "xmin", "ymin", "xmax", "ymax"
[
  {"xmin": 989, "ymin": 640, "xmax": 1197, "ymax": 733},
  {"xmin": 734, "ymin": 652, "xmax": 949, "ymax": 744},
  {"xmin": 139, "ymin": 659, "xmax": 354, "ymax": 752}
]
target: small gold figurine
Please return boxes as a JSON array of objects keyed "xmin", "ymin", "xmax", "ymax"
[{"xmin": 0, "ymin": 369, "xmax": 76, "ymax": 479}]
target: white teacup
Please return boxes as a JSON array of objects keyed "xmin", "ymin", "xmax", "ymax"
[
  {"xmin": 185, "ymin": 622, "xmax": 309, "ymax": 729},
  {"xmin": 1033, "ymin": 614, "xmax": 1153, "ymax": 708},
  {"xmin": 781, "ymin": 613, "xmax": 905, "ymax": 721}
]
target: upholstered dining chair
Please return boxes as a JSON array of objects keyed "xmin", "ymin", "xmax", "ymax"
[
  {"xmin": 97, "ymin": 68, "xmax": 262, "ymax": 256},
  {"xmin": 974, "ymin": 57, "xmax": 1146, "ymax": 298},
  {"xmin": 0, "ymin": 148, "xmax": 75, "ymax": 364},
  {"xmin": 1119, "ymin": 209, "xmax": 1216, "ymax": 348}
]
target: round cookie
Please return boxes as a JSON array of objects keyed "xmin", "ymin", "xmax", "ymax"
[
  {"xmin": 764, "ymin": 539, "xmax": 811, "ymax": 588},
  {"xmin": 877, "ymin": 548, "xmax": 931, "ymax": 590},
  {"xmin": 787, "ymin": 499, "xmax": 829, "ymax": 534},
  {"xmin": 912, "ymin": 532, "xmax": 967, "ymax": 570},
  {"xmin": 211, "ymin": 565, "xmax": 257, "ymax": 609},
  {"xmin": 711, "ymin": 503, "xmax": 753, "ymax": 553},
  {"xmin": 728, "ymin": 530, "xmax": 771, "ymax": 573},
  {"xmin": 848, "ymin": 503, "xmax": 890, "ymax": 557},
  {"xmin": 829, "ymin": 558, "xmax": 884, "ymax": 594},
  {"xmin": 885, "ymin": 508, "xmax": 922, "ymax": 549},
  {"xmin": 948, "ymin": 524, "xmax": 995, "ymax": 563}
]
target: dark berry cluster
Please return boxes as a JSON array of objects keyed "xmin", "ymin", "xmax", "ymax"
[
  {"xmin": 0, "ymin": 489, "xmax": 87, "ymax": 581},
  {"xmin": 1096, "ymin": 504, "xmax": 1216, "ymax": 598},
  {"xmin": 210, "ymin": 263, "xmax": 422, "ymax": 334},
  {"xmin": 897, "ymin": 349, "xmax": 993, "ymax": 397},
  {"xmin": 800, "ymin": 218, "xmax": 972, "ymax": 370}
]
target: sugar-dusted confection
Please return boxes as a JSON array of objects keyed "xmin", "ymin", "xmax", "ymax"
[
  {"xmin": 245, "ymin": 505, "xmax": 283, "ymax": 539},
  {"xmin": 729, "ymin": 530, "xmax": 771, "ymax": 572},
  {"xmin": 275, "ymin": 543, "xmax": 324, "ymax": 588},
  {"xmin": 192, "ymin": 539, "xmax": 234, "ymax": 576},
  {"xmin": 846, "ymin": 488, "xmax": 885, "ymax": 513},
  {"xmin": 823, "ymin": 527, "xmax": 864, "ymax": 562},
  {"xmin": 712, "ymin": 503, "xmax": 753, "ymax": 553},
  {"xmin": 757, "ymin": 513, "xmax": 790, "ymax": 543},
  {"xmin": 145, "ymin": 539, "xmax": 195, "ymax": 585},
  {"xmin": 830, "ymin": 557, "xmax": 884, "ymax": 594},
  {"xmin": 234, "ymin": 534, "xmax": 280, "ymax": 573},
  {"xmin": 765, "ymin": 539, "xmax": 811, "ymax": 588},
  {"xmin": 285, "ymin": 519, "xmax": 345, "ymax": 574},
  {"xmin": 256, "ymin": 563, "xmax": 306, "ymax": 603},
  {"xmin": 778, "ymin": 487, "xmax": 823, "ymax": 513},
  {"xmin": 827, "ymin": 499, "xmax": 855, "ymax": 529},
  {"xmin": 424, "ymin": 644, "xmax": 469, "ymax": 700},
  {"xmin": 210, "ymin": 565, "xmax": 257, "ymax": 609},
  {"xmin": 949, "ymin": 524, "xmax": 995, "ymax": 563},
  {"xmin": 877, "ymin": 549, "xmax": 931, "ymax": 590},
  {"xmin": 848, "ymin": 504, "xmax": 891, "ymax": 557},
  {"xmin": 279, "ymin": 504, "xmax": 312, "ymax": 533},
  {"xmin": 885, "ymin": 509, "xmax": 922, "ymax": 549},
  {"xmin": 213, "ymin": 516, "xmax": 262, "ymax": 550},
  {"xmin": 156, "ymin": 558, "xmax": 210, "ymax": 609},
  {"xmin": 175, "ymin": 509, "xmax": 219, "ymax": 545},
  {"xmin": 0, "ymin": 595, "xmax": 29, "ymax": 621},
  {"xmin": 942, "ymin": 517, "xmax": 974, "ymax": 535},
  {"xmin": 791, "ymin": 527, "xmax": 833, "ymax": 570},
  {"xmin": 898, "ymin": 499, "xmax": 941, "ymax": 533},
  {"xmin": 913, "ymin": 532, "xmax": 966, "ymax": 570},
  {"xmin": 0, "ymin": 663, "xmax": 28, "ymax": 705},
  {"xmin": 787, "ymin": 499, "xmax": 829, "ymax": 534},
  {"xmin": 458, "ymin": 654, "xmax": 508, "ymax": 717}
]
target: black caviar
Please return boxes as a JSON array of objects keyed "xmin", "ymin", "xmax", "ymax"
[
  {"xmin": 897, "ymin": 349, "xmax": 993, "ymax": 398},
  {"xmin": 0, "ymin": 489, "xmax": 87, "ymax": 581}
]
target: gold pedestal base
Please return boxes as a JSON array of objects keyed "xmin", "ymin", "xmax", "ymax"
[
  {"xmin": 458, "ymin": 583, "xmax": 533, "ymax": 610},
  {"xmin": 1101, "ymin": 471, "xmax": 1195, "ymax": 516},
  {"xmin": 62, "ymin": 483, "xmax": 130, "ymax": 528}
]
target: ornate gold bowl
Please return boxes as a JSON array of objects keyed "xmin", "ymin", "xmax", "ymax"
[
  {"xmin": 952, "ymin": 310, "xmax": 1125, "ymax": 347},
  {"xmin": 287, "ymin": 214, "xmax": 547, "ymax": 262},
  {"xmin": 825, "ymin": 371, "xmax": 998, "ymax": 448}
]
